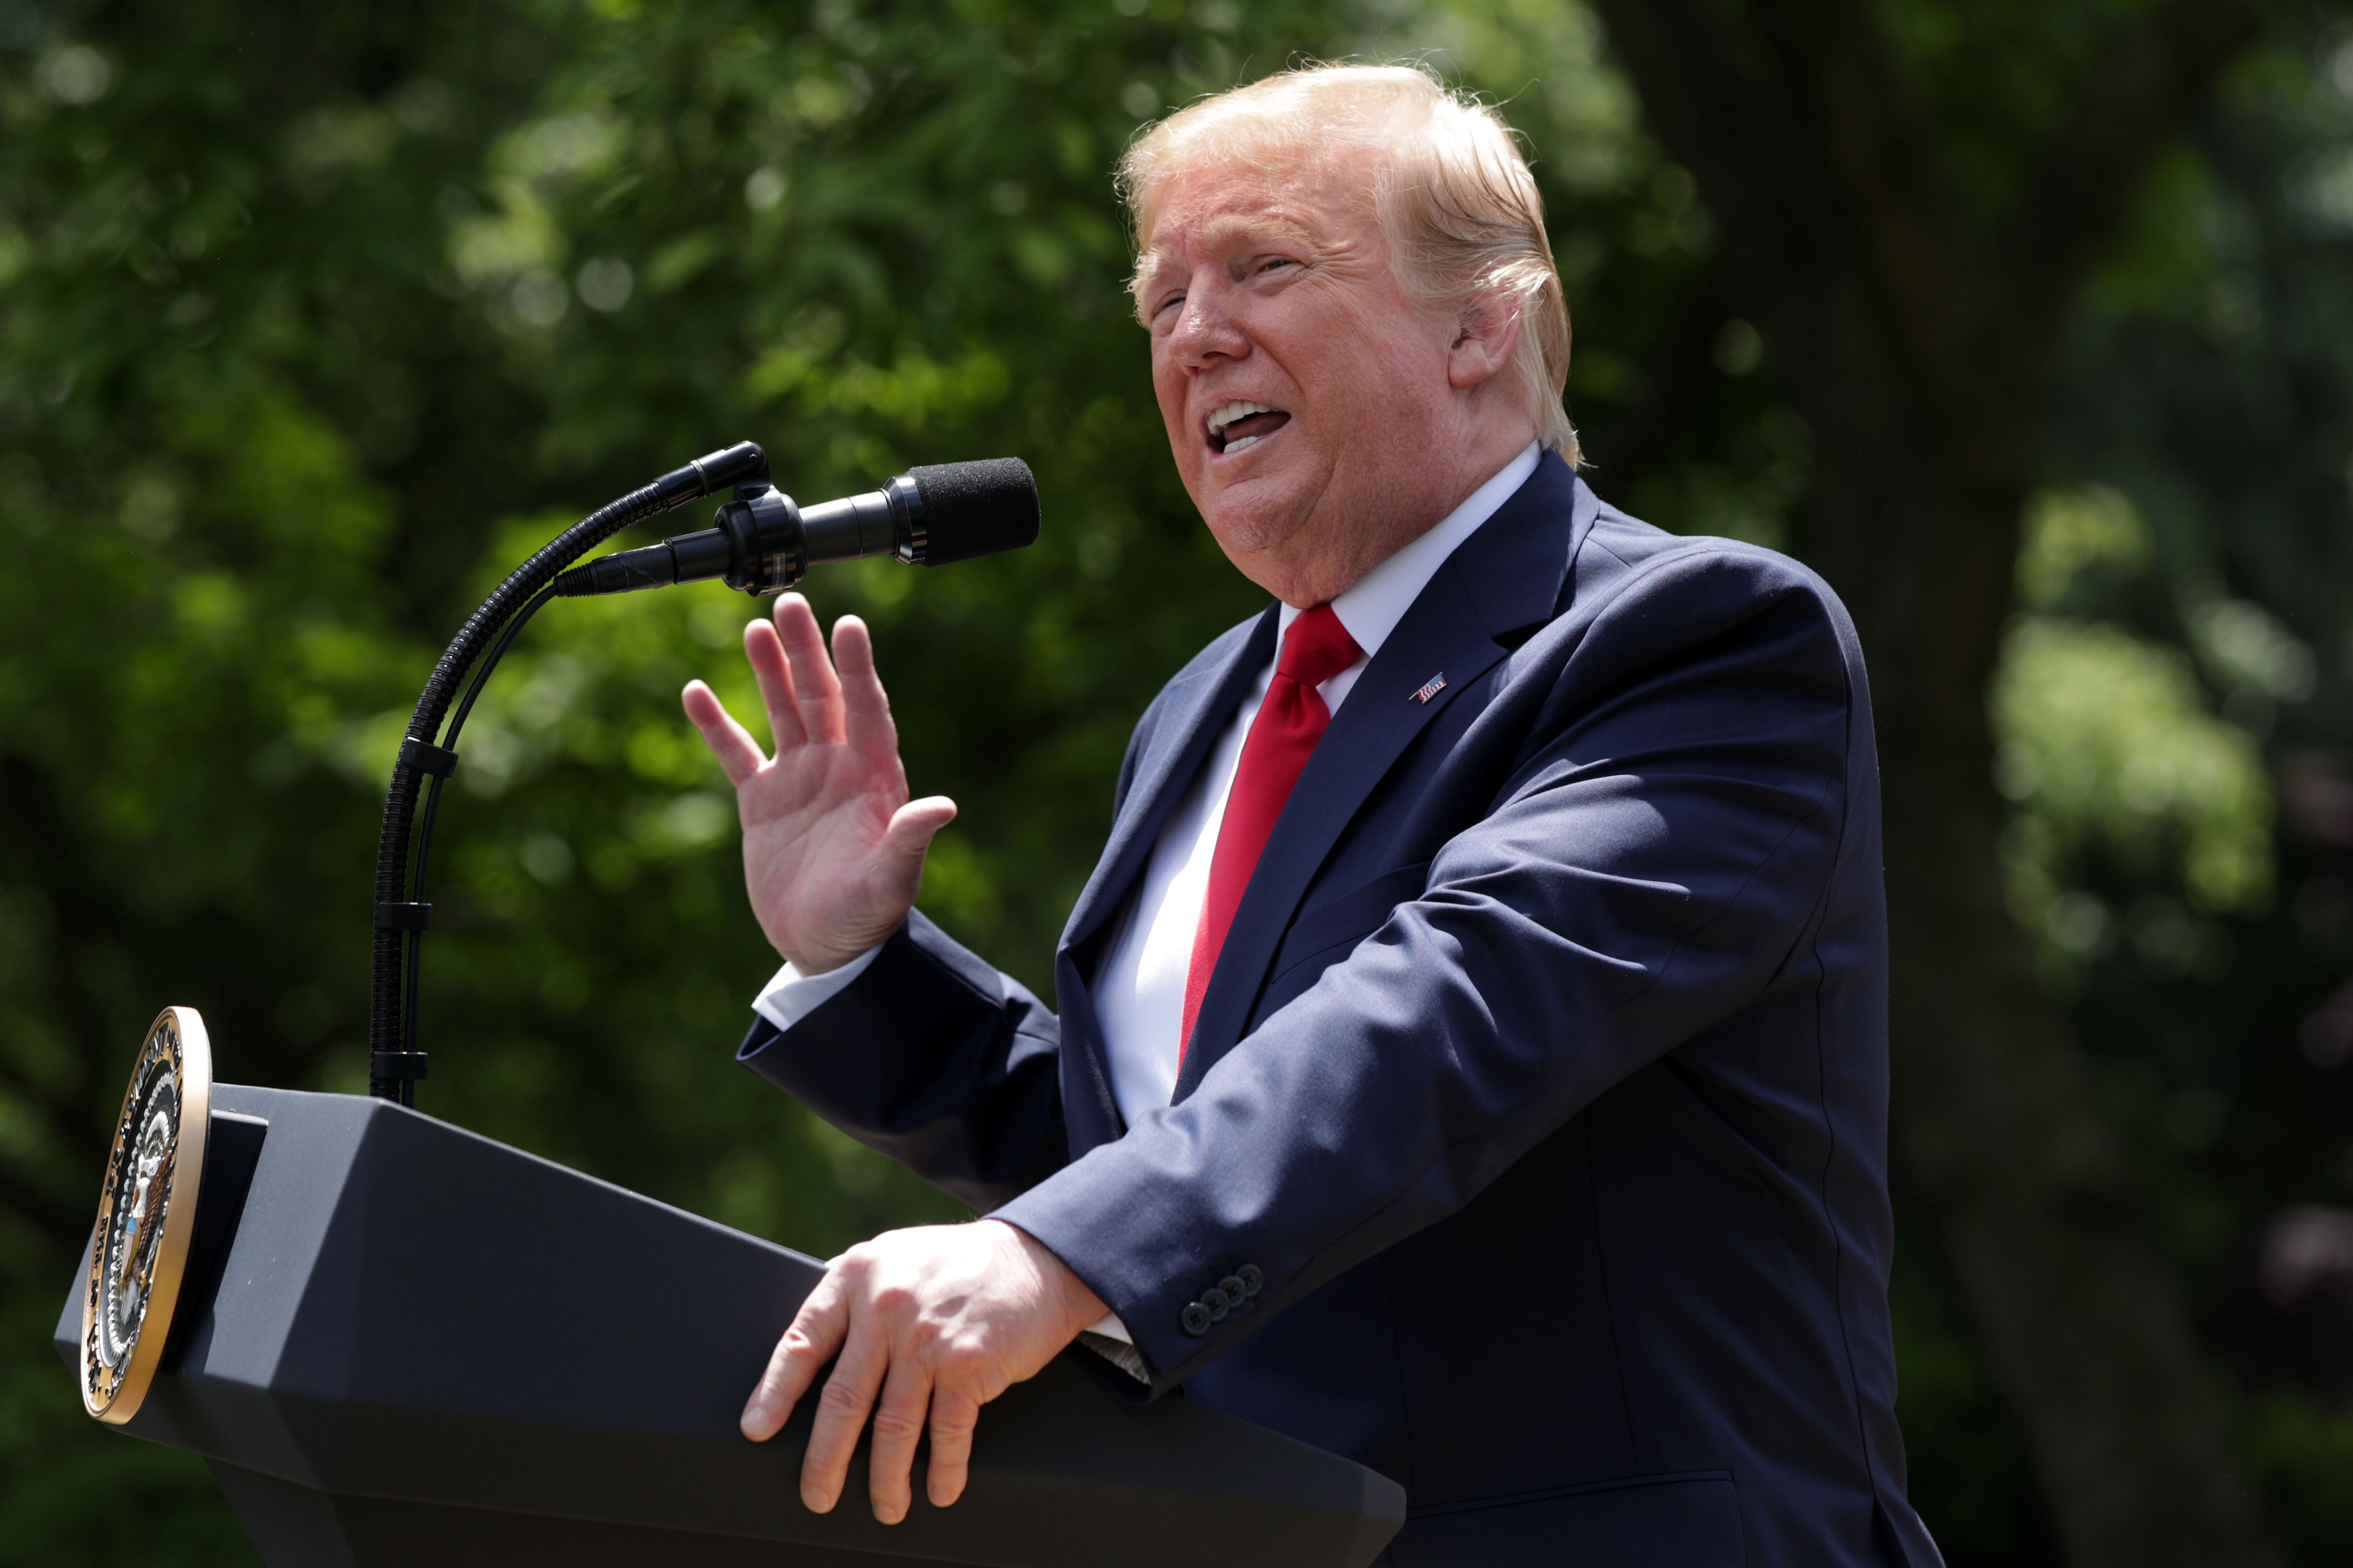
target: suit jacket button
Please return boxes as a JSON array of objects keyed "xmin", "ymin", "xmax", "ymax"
[
  {"xmin": 1206, "ymin": 1292, "xmax": 1230, "ymax": 1321},
  {"xmin": 1218, "ymin": 1274, "xmax": 1247, "ymax": 1304},
  {"xmin": 1181, "ymin": 1302, "xmax": 1212, "ymax": 1337},
  {"xmin": 1237, "ymin": 1265, "xmax": 1263, "ymax": 1296}
]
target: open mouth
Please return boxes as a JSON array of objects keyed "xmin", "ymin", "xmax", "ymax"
[{"xmin": 1205, "ymin": 399, "xmax": 1291, "ymax": 456}]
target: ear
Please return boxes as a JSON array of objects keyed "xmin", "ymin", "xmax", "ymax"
[{"xmin": 1446, "ymin": 293, "xmax": 1523, "ymax": 391}]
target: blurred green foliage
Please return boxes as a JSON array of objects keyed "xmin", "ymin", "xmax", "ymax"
[{"xmin": 4, "ymin": 1, "xmax": 2353, "ymax": 1563}]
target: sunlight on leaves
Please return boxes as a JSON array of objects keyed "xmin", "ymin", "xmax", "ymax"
[{"xmin": 1995, "ymin": 619, "xmax": 2275, "ymax": 964}]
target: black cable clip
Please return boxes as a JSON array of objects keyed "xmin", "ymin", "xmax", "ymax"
[
  {"xmin": 375, "ymin": 901, "xmax": 433, "ymax": 931},
  {"xmin": 370, "ymin": 1051, "xmax": 430, "ymax": 1081},
  {"xmin": 399, "ymin": 736, "xmax": 459, "ymax": 778}
]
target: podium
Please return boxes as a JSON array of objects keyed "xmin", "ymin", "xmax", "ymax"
[{"xmin": 55, "ymin": 1084, "xmax": 1405, "ymax": 1566}]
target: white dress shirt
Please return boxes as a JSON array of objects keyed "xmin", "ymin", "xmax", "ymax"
[
  {"xmin": 748, "ymin": 443, "xmax": 1541, "ymax": 1350},
  {"xmin": 1084, "ymin": 442, "xmax": 1539, "ymax": 1128}
]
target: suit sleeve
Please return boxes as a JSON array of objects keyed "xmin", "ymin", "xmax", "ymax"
[
  {"xmin": 991, "ymin": 547, "xmax": 1865, "ymax": 1393},
  {"xmin": 735, "ymin": 910, "xmax": 1069, "ymax": 1212},
  {"xmin": 732, "ymin": 690, "xmax": 1171, "ymax": 1213}
]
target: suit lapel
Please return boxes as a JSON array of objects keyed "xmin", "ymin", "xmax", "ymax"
[
  {"xmin": 1052, "ymin": 608, "xmax": 1275, "ymax": 1145},
  {"xmin": 1060, "ymin": 606, "xmax": 1279, "ymax": 961},
  {"xmin": 1173, "ymin": 454, "xmax": 1590, "ymax": 1098}
]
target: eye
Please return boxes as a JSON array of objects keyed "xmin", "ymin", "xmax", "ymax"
[{"xmin": 1149, "ymin": 291, "xmax": 1185, "ymax": 326}]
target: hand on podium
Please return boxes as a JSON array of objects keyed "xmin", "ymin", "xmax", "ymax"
[
  {"xmin": 739, "ymin": 1218, "xmax": 1111, "ymax": 1524},
  {"xmin": 683, "ymin": 591, "xmax": 957, "ymax": 975}
]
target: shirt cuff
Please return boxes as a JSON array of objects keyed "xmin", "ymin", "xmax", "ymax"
[
  {"xmin": 1077, "ymin": 1327, "xmax": 1149, "ymax": 1383},
  {"xmin": 1078, "ymin": 1313, "xmax": 1143, "ymax": 1383},
  {"xmin": 749, "ymin": 944, "xmax": 883, "ymax": 1033}
]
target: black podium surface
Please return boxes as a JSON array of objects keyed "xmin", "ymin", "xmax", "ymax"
[{"xmin": 55, "ymin": 1086, "xmax": 1405, "ymax": 1566}]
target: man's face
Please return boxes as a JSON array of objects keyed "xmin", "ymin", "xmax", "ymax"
[{"xmin": 1138, "ymin": 147, "xmax": 1486, "ymax": 603}]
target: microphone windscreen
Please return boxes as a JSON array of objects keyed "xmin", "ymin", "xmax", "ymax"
[{"xmin": 906, "ymin": 458, "xmax": 1040, "ymax": 566}]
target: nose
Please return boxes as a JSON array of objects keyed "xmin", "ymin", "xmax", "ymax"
[{"xmin": 1164, "ymin": 275, "xmax": 1248, "ymax": 370}]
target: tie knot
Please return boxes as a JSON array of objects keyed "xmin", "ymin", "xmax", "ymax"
[{"xmin": 1278, "ymin": 603, "xmax": 1360, "ymax": 691}]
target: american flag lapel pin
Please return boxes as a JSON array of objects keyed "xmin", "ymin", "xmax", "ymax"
[{"xmin": 1411, "ymin": 672, "xmax": 1447, "ymax": 704}]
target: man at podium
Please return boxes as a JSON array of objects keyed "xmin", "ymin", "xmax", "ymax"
[{"xmin": 683, "ymin": 63, "xmax": 1940, "ymax": 1568}]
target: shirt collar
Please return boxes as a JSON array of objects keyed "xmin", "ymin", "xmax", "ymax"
[{"xmin": 1276, "ymin": 441, "xmax": 1542, "ymax": 658}]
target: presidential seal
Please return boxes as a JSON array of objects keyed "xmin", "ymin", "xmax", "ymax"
[{"xmin": 81, "ymin": 1006, "xmax": 211, "ymax": 1424}]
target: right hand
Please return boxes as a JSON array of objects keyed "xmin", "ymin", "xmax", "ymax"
[{"xmin": 683, "ymin": 593, "xmax": 956, "ymax": 974}]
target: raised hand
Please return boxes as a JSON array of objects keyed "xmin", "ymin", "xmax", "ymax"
[{"xmin": 683, "ymin": 593, "xmax": 956, "ymax": 974}]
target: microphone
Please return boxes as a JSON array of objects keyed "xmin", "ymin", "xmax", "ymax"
[{"xmin": 554, "ymin": 457, "xmax": 1038, "ymax": 598}]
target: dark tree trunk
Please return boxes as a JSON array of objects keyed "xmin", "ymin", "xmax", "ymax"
[{"xmin": 1590, "ymin": 2, "xmax": 2280, "ymax": 1564}]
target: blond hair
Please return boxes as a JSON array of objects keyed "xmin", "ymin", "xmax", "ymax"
[{"xmin": 1119, "ymin": 63, "xmax": 1577, "ymax": 462}]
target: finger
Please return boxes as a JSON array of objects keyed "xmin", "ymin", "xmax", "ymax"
[
  {"xmin": 802, "ymin": 1322, "xmax": 889, "ymax": 1514},
  {"xmin": 865, "ymin": 1360, "xmax": 934, "ymax": 1524},
  {"xmin": 830, "ymin": 616, "xmax": 894, "ymax": 752},
  {"xmin": 682, "ymin": 680, "xmax": 768, "ymax": 787},
  {"xmin": 741, "ymin": 1272, "xmax": 849, "ymax": 1442},
  {"xmin": 773, "ymin": 593, "xmax": 846, "ymax": 745},
  {"xmin": 925, "ymin": 1385, "xmax": 983, "ymax": 1510},
  {"xmin": 745, "ymin": 617, "xmax": 807, "ymax": 751},
  {"xmin": 881, "ymin": 797, "xmax": 958, "ymax": 884}
]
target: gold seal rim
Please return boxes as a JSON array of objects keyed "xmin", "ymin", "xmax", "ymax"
[{"xmin": 81, "ymin": 1005, "xmax": 211, "ymax": 1424}]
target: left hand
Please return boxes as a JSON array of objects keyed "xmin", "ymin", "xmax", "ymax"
[{"xmin": 740, "ymin": 1218, "xmax": 1109, "ymax": 1523}]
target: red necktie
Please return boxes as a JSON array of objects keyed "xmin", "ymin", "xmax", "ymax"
[{"xmin": 1180, "ymin": 603, "xmax": 1362, "ymax": 1059}]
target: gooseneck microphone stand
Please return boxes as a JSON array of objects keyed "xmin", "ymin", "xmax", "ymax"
[
  {"xmin": 364, "ymin": 444, "xmax": 1040, "ymax": 1105},
  {"xmin": 366, "ymin": 442, "xmax": 769, "ymax": 1104}
]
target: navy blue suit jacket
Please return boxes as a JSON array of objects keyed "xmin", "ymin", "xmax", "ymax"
[{"xmin": 740, "ymin": 454, "xmax": 1941, "ymax": 1568}]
